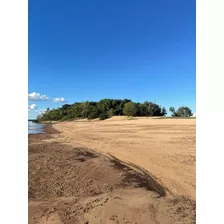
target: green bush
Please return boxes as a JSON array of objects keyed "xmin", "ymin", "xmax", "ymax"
[
  {"xmin": 61, "ymin": 116, "xmax": 69, "ymax": 121},
  {"xmin": 87, "ymin": 114, "xmax": 98, "ymax": 120},
  {"xmin": 99, "ymin": 112, "xmax": 109, "ymax": 120}
]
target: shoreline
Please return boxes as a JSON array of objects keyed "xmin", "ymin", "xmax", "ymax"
[
  {"xmin": 29, "ymin": 123, "xmax": 196, "ymax": 224},
  {"xmin": 29, "ymin": 123, "xmax": 60, "ymax": 134}
]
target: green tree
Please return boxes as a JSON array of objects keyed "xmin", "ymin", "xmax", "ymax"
[
  {"xmin": 97, "ymin": 99, "xmax": 113, "ymax": 112},
  {"xmin": 87, "ymin": 106, "xmax": 100, "ymax": 119},
  {"xmin": 73, "ymin": 103, "xmax": 82, "ymax": 118},
  {"xmin": 176, "ymin": 106, "xmax": 192, "ymax": 117},
  {"xmin": 169, "ymin": 106, "xmax": 177, "ymax": 117},
  {"xmin": 117, "ymin": 99, "xmax": 131, "ymax": 115},
  {"xmin": 169, "ymin": 106, "xmax": 192, "ymax": 117},
  {"xmin": 123, "ymin": 102, "xmax": 138, "ymax": 116},
  {"xmin": 80, "ymin": 101, "xmax": 91, "ymax": 118},
  {"xmin": 160, "ymin": 107, "xmax": 167, "ymax": 116},
  {"xmin": 140, "ymin": 102, "xmax": 166, "ymax": 117},
  {"xmin": 99, "ymin": 112, "xmax": 109, "ymax": 120},
  {"xmin": 142, "ymin": 102, "xmax": 156, "ymax": 116},
  {"xmin": 108, "ymin": 108, "xmax": 115, "ymax": 117}
]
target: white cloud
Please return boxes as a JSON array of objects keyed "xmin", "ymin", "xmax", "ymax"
[
  {"xmin": 30, "ymin": 104, "xmax": 37, "ymax": 110},
  {"xmin": 52, "ymin": 97, "xmax": 65, "ymax": 102},
  {"xmin": 28, "ymin": 92, "xmax": 49, "ymax": 101},
  {"xmin": 28, "ymin": 92, "xmax": 65, "ymax": 103},
  {"xmin": 28, "ymin": 104, "xmax": 37, "ymax": 111}
]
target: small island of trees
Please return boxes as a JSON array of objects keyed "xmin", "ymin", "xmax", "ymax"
[{"xmin": 37, "ymin": 99, "xmax": 193, "ymax": 122}]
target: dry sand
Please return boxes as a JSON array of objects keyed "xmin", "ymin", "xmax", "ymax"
[
  {"xmin": 29, "ymin": 117, "xmax": 196, "ymax": 224},
  {"xmin": 53, "ymin": 116, "xmax": 196, "ymax": 200}
]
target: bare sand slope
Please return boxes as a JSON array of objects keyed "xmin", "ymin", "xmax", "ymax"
[{"xmin": 52, "ymin": 117, "xmax": 196, "ymax": 200}]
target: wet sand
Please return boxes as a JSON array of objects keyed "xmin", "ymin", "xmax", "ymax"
[{"xmin": 29, "ymin": 118, "xmax": 196, "ymax": 224}]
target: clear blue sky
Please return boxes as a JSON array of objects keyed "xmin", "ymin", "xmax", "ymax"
[{"xmin": 28, "ymin": 0, "xmax": 195, "ymax": 119}]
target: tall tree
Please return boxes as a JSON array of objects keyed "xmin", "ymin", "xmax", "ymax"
[
  {"xmin": 169, "ymin": 106, "xmax": 177, "ymax": 117},
  {"xmin": 176, "ymin": 106, "xmax": 192, "ymax": 117},
  {"xmin": 123, "ymin": 102, "xmax": 138, "ymax": 116},
  {"xmin": 169, "ymin": 106, "xmax": 192, "ymax": 117}
]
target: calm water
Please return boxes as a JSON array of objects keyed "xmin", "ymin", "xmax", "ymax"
[{"xmin": 28, "ymin": 121, "xmax": 46, "ymax": 134}]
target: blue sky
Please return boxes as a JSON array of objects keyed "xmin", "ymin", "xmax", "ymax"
[{"xmin": 28, "ymin": 0, "xmax": 195, "ymax": 119}]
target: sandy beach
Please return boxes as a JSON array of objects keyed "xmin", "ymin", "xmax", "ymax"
[
  {"xmin": 29, "ymin": 117, "xmax": 196, "ymax": 224},
  {"xmin": 53, "ymin": 116, "xmax": 196, "ymax": 199}
]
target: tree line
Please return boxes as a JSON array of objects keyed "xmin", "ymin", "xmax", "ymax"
[{"xmin": 37, "ymin": 99, "xmax": 193, "ymax": 121}]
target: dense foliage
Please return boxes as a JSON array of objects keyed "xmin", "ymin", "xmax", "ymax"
[
  {"xmin": 37, "ymin": 99, "xmax": 168, "ymax": 121},
  {"xmin": 169, "ymin": 106, "xmax": 193, "ymax": 117}
]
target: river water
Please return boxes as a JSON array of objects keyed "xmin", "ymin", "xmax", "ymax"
[{"xmin": 28, "ymin": 121, "xmax": 46, "ymax": 134}]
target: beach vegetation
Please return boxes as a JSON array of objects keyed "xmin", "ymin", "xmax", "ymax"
[
  {"xmin": 99, "ymin": 112, "xmax": 109, "ymax": 120},
  {"xmin": 37, "ymin": 99, "xmax": 191, "ymax": 122}
]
